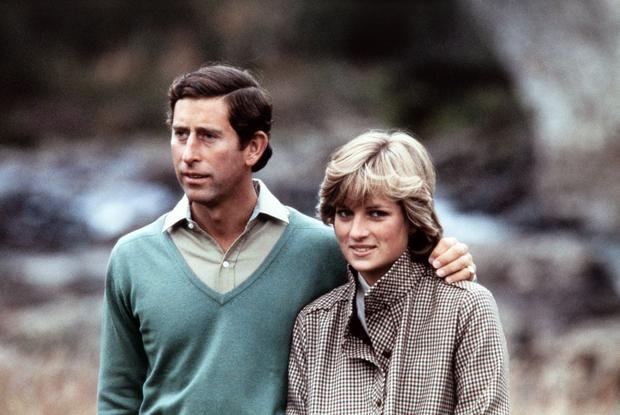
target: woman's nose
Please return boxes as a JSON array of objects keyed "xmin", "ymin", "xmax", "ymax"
[{"xmin": 349, "ymin": 215, "xmax": 369, "ymax": 239}]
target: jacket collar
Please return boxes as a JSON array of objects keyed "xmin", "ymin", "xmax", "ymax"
[
  {"xmin": 341, "ymin": 250, "xmax": 431, "ymax": 360},
  {"xmin": 346, "ymin": 249, "xmax": 431, "ymax": 317}
]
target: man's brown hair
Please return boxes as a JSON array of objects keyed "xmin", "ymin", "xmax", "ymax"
[{"xmin": 167, "ymin": 64, "xmax": 273, "ymax": 172}]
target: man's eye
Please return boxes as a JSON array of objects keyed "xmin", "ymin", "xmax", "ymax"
[{"xmin": 174, "ymin": 130, "xmax": 188, "ymax": 139}]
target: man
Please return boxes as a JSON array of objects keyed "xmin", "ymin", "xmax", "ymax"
[{"xmin": 97, "ymin": 64, "xmax": 477, "ymax": 414}]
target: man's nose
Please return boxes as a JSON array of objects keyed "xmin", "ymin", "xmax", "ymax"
[{"xmin": 182, "ymin": 134, "xmax": 201, "ymax": 164}]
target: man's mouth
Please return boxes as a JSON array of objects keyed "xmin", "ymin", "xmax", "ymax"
[{"xmin": 182, "ymin": 172, "xmax": 210, "ymax": 183}]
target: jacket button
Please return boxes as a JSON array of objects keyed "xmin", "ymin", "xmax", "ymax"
[{"xmin": 382, "ymin": 349, "xmax": 392, "ymax": 358}]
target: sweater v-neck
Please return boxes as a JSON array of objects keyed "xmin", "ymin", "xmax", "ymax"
[{"xmin": 162, "ymin": 209, "xmax": 298, "ymax": 304}]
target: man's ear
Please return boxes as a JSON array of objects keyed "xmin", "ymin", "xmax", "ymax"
[{"xmin": 244, "ymin": 131, "xmax": 269, "ymax": 168}]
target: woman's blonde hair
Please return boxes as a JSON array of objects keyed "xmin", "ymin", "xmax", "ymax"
[{"xmin": 318, "ymin": 129, "xmax": 443, "ymax": 256}]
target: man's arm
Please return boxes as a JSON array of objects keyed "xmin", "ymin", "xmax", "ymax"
[
  {"xmin": 97, "ymin": 255, "xmax": 148, "ymax": 414},
  {"xmin": 429, "ymin": 237, "xmax": 477, "ymax": 283},
  {"xmin": 453, "ymin": 289, "xmax": 510, "ymax": 414}
]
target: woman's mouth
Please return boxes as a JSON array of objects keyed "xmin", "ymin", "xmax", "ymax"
[{"xmin": 350, "ymin": 245, "xmax": 375, "ymax": 256}]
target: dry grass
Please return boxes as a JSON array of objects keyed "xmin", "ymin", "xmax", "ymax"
[
  {"xmin": 0, "ymin": 348, "xmax": 97, "ymax": 415},
  {"xmin": 0, "ymin": 296, "xmax": 101, "ymax": 415}
]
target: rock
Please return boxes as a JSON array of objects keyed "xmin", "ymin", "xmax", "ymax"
[
  {"xmin": 0, "ymin": 138, "xmax": 177, "ymax": 250},
  {"xmin": 471, "ymin": 233, "xmax": 620, "ymax": 336},
  {"xmin": 510, "ymin": 318, "xmax": 620, "ymax": 414},
  {"xmin": 0, "ymin": 248, "xmax": 109, "ymax": 311},
  {"xmin": 0, "ymin": 296, "xmax": 101, "ymax": 357},
  {"xmin": 0, "ymin": 190, "xmax": 92, "ymax": 250},
  {"xmin": 461, "ymin": 0, "xmax": 620, "ymax": 234}
]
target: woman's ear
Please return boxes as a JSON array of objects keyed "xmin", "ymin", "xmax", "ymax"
[{"xmin": 244, "ymin": 131, "xmax": 269, "ymax": 168}]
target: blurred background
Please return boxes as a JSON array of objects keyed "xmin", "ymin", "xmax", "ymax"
[{"xmin": 1, "ymin": 0, "xmax": 619, "ymax": 413}]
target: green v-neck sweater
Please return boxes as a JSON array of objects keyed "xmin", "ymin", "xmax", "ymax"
[{"xmin": 98, "ymin": 208, "xmax": 346, "ymax": 414}]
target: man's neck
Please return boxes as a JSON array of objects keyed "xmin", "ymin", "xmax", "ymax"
[{"xmin": 190, "ymin": 181, "xmax": 258, "ymax": 252}]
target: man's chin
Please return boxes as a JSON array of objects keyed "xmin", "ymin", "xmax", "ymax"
[{"xmin": 185, "ymin": 191, "xmax": 218, "ymax": 207}]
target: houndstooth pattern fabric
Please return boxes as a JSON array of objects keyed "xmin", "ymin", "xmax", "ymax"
[{"xmin": 286, "ymin": 250, "xmax": 510, "ymax": 414}]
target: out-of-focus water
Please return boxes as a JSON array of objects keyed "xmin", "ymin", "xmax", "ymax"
[
  {"xmin": 436, "ymin": 197, "xmax": 516, "ymax": 243},
  {"xmin": 73, "ymin": 181, "xmax": 175, "ymax": 239}
]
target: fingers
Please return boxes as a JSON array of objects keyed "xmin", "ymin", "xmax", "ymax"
[
  {"xmin": 443, "ymin": 266, "xmax": 475, "ymax": 284},
  {"xmin": 430, "ymin": 240, "xmax": 469, "ymax": 270},
  {"xmin": 429, "ymin": 238, "xmax": 476, "ymax": 283},
  {"xmin": 451, "ymin": 263, "xmax": 477, "ymax": 283},
  {"xmin": 434, "ymin": 251, "xmax": 472, "ymax": 278},
  {"xmin": 429, "ymin": 237, "xmax": 458, "ymax": 263}
]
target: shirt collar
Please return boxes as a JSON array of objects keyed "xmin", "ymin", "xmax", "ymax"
[
  {"xmin": 162, "ymin": 194, "xmax": 191, "ymax": 231},
  {"xmin": 357, "ymin": 273, "xmax": 370, "ymax": 296},
  {"xmin": 250, "ymin": 179, "xmax": 290, "ymax": 223},
  {"xmin": 162, "ymin": 179, "xmax": 289, "ymax": 232}
]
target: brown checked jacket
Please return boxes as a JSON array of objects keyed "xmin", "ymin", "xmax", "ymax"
[{"xmin": 287, "ymin": 250, "xmax": 510, "ymax": 415}]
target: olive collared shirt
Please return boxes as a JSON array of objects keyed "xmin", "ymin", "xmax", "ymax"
[{"xmin": 163, "ymin": 179, "xmax": 289, "ymax": 294}]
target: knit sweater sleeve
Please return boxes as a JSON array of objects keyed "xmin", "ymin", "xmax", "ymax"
[{"xmin": 97, "ymin": 242, "xmax": 149, "ymax": 414}]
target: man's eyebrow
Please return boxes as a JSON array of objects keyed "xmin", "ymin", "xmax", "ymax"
[
  {"xmin": 170, "ymin": 125, "xmax": 223, "ymax": 135},
  {"xmin": 195, "ymin": 126, "xmax": 223, "ymax": 135}
]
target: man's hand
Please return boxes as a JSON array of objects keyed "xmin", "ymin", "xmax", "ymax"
[{"xmin": 429, "ymin": 237, "xmax": 476, "ymax": 283}]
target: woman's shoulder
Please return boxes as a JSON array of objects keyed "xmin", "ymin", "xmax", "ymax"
[
  {"xmin": 427, "ymin": 277, "xmax": 499, "ymax": 314},
  {"xmin": 297, "ymin": 281, "xmax": 354, "ymax": 318}
]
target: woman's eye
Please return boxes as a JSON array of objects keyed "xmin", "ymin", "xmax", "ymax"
[
  {"xmin": 336, "ymin": 209, "xmax": 352, "ymax": 218},
  {"xmin": 369, "ymin": 210, "xmax": 387, "ymax": 218}
]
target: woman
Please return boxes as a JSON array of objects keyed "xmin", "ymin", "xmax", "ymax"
[{"xmin": 287, "ymin": 130, "xmax": 509, "ymax": 414}]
